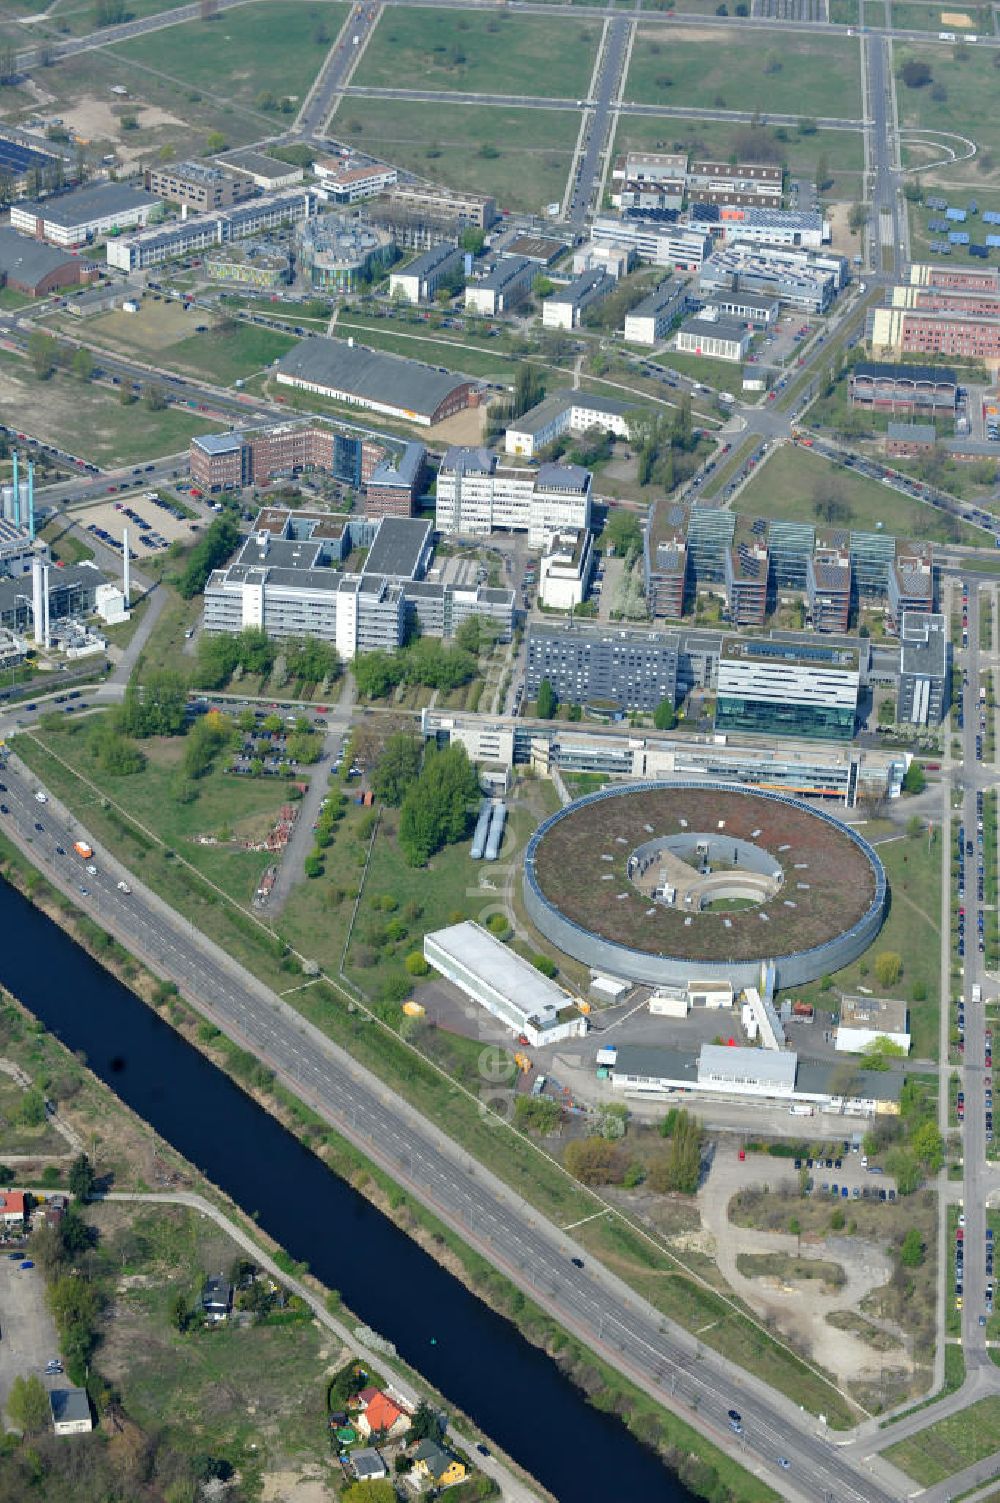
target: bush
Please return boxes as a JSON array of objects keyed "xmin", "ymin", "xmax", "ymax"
[{"xmin": 404, "ymin": 951, "xmax": 430, "ymax": 977}]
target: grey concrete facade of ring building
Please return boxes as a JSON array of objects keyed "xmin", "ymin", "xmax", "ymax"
[{"xmin": 523, "ymin": 782, "xmax": 888, "ymax": 990}]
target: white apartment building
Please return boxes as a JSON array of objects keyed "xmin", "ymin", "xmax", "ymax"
[
  {"xmin": 675, "ymin": 313, "xmax": 752, "ymax": 364},
  {"xmin": 623, "ymin": 278, "xmax": 691, "ymax": 345},
  {"xmin": 436, "ymin": 448, "xmax": 592, "ymax": 546},
  {"xmin": 388, "ymin": 242, "xmax": 463, "ymax": 304},
  {"xmin": 423, "ymin": 921, "xmax": 587, "ymax": 1047}
]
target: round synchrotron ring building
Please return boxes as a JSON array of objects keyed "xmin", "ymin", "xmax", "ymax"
[{"xmin": 523, "ymin": 782, "xmax": 887, "ymax": 991}]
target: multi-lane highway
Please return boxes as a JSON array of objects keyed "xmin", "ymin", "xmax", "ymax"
[{"xmin": 0, "ymin": 749, "xmax": 907, "ymax": 1503}]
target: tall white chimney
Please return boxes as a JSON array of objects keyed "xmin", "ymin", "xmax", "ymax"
[
  {"xmin": 122, "ymin": 527, "xmax": 130, "ymax": 607},
  {"xmin": 42, "ymin": 563, "xmax": 51, "ymax": 651},
  {"xmin": 31, "ymin": 556, "xmax": 44, "ymax": 646}
]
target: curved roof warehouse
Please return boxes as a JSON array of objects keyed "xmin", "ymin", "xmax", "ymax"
[{"xmin": 274, "ymin": 336, "xmax": 480, "ymax": 428}]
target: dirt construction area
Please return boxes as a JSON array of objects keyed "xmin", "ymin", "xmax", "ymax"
[
  {"xmin": 0, "ymin": 1254, "xmax": 61, "ymax": 1425},
  {"xmin": 698, "ymin": 1147, "xmax": 915, "ymax": 1390},
  {"xmin": 72, "ymin": 299, "xmax": 217, "ymax": 357},
  {"xmin": 60, "ymin": 96, "xmax": 189, "ymax": 167}
]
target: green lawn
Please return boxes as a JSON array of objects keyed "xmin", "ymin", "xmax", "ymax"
[
  {"xmin": 335, "ymin": 319, "xmax": 520, "ymax": 382},
  {"xmin": 45, "ymin": 0, "xmax": 196, "ymax": 36},
  {"xmin": 0, "ymin": 349, "xmax": 217, "ymax": 468},
  {"xmin": 894, "ymin": 43, "xmax": 1000, "ymax": 175},
  {"xmin": 116, "ymin": 0, "xmax": 347, "ymax": 112},
  {"xmin": 169, "ymin": 322, "xmax": 298, "ymax": 385},
  {"xmin": 0, "ymin": 287, "xmax": 33, "ymax": 311},
  {"xmin": 660, "ymin": 349, "xmax": 749, "ymax": 397},
  {"xmin": 354, "ymin": 8, "xmax": 600, "ymax": 97},
  {"xmin": 829, "ymin": 0, "xmax": 861, "ymax": 21},
  {"xmin": 334, "ymin": 99, "xmax": 581, "ymax": 213},
  {"xmin": 737, "ymin": 442, "xmax": 984, "ymax": 547},
  {"xmin": 890, "ymin": 1, "xmax": 991, "ymax": 30},
  {"xmin": 884, "ymin": 1396, "xmax": 1000, "ymax": 1484},
  {"xmin": 625, "ymin": 27, "xmax": 862, "ymax": 117}
]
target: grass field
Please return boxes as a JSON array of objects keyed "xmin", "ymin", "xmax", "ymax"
[
  {"xmin": 659, "ymin": 348, "xmax": 749, "ymax": 397},
  {"xmin": 737, "ymin": 442, "xmax": 984, "ymax": 546},
  {"xmin": 625, "ymin": 27, "xmax": 862, "ymax": 117},
  {"xmin": 64, "ymin": 305, "xmax": 297, "ymax": 386},
  {"xmin": 116, "ymin": 0, "xmax": 347, "ymax": 113},
  {"xmin": 333, "ymin": 98, "xmax": 581, "ymax": 212},
  {"xmin": 829, "ymin": 0, "xmax": 861, "ymax": 21},
  {"xmin": 890, "ymin": 0, "xmax": 992, "ymax": 29},
  {"xmin": 335, "ymin": 318, "xmax": 522, "ymax": 381},
  {"xmin": 44, "ymin": 0, "xmax": 195, "ymax": 36},
  {"xmin": 354, "ymin": 8, "xmax": 600, "ymax": 97},
  {"xmin": 883, "ymin": 1395, "xmax": 1000, "ymax": 1484},
  {"xmin": 894, "ymin": 43, "xmax": 1000, "ymax": 178},
  {"xmin": 0, "ymin": 349, "xmax": 217, "ymax": 468}
]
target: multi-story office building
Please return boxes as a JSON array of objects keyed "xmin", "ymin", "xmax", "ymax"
[
  {"xmin": 872, "ymin": 305, "xmax": 1000, "ymax": 364},
  {"xmin": 464, "ymin": 255, "xmax": 534, "ymax": 315},
  {"xmin": 436, "ymin": 448, "xmax": 592, "ymax": 545},
  {"xmin": 898, "ymin": 611, "xmax": 948, "ymax": 726},
  {"xmin": 538, "ymin": 530, "xmax": 594, "ymax": 610},
  {"xmin": 718, "ymin": 207, "xmax": 826, "ymax": 248},
  {"xmin": 676, "ymin": 312, "xmax": 752, "ymax": 363},
  {"xmin": 891, "ymin": 283, "xmax": 1000, "ymax": 318},
  {"xmin": 705, "ymin": 292, "xmax": 780, "ymax": 327},
  {"xmin": 12, "ymin": 182, "xmax": 160, "ymax": 248},
  {"xmin": 687, "ymin": 160, "xmax": 782, "ymax": 204},
  {"xmin": 421, "ymin": 707, "xmax": 909, "ymax": 805},
  {"xmin": 526, "ymin": 622, "xmax": 679, "ymax": 713},
  {"xmin": 189, "ymin": 422, "xmax": 423, "ymax": 512},
  {"xmin": 610, "ymin": 151, "xmax": 687, "ymax": 212},
  {"xmin": 887, "ymin": 545, "xmax": 934, "ymax": 631},
  {"xmin": 591, "ymin": 217, "xmax": 711, "ymax": 270},
  {"xmin": 202, "ymin": 509, "xmax": 512, "ymax": 657},
  {"xmin": 643, "ymin": 501, "xmax": 689, "ymax": 618},
  {"xmin": 203, "ymin": 243, "xmax": 290, "ymax": 288},
  {"xmin": 623, "ymin": 278, "xmax": 691, "ymax": 345},
  {"xmin": 699, "ymin": 242, "xmax": 843, "ymax": 313},
  {"xmin": 686, "ymin": 507, "xmax": 735, "ymax": 585},
  {"xmin": 849, "ymin": 361, "xmax": 958, "ymax": 415},
  {"xmin": 504, "ymin": 389, "xmax": 635, "ymax": 459},
  {"xmin": 296, "ymin": 214, "xmax": 395, "ymax": 292},
  {"xmin": 106, "ymin": 189, "xmax": 316, "ymax": 270},
  {"xmin": 724, "ymin": 525, "xmax": 769, "ymax": 626},
  {"xmin": 144, "ymin": 161, "xmax": 255, "ymax": 211},
  {"xmin": 312, "ymin": 158, "xmax": 397, "ymax": 203},
  {"xmin": 908, "ymin": 262, "xmax": 1000, "ymax": 293},
  {"xmin": 714, "ymin": 636, "xmax": 860, "ymax": 742},
  {"xmin": 384, "ymin": 180, "xmax": 497, "ymax": 231},
  {"xmin": 542, "ymin": 268, "xmax": 612, "ymax": 330},
  {"xmin": 388, "ymin": 242, "xmax": 463, "ymax": 304},
  {"xmin": 806, "ymin": 546, "xmax": 852, "ymax": 633}
]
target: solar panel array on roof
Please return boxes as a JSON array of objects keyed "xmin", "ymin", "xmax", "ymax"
[
  {"xmin": 927, "ymin": 218, "xmax": 949, "ymax": 233},
  {"xmin": 987, "ymin": 235, "xmax": 1000, "ymax": 249},
  {"xmin": 751, "ymin": 518, "xmax": 766, "ymax": 535},
  {"xmin": 624, "ymin": 206, "xmax": 678, "ymax": 224},
  {"xmin": 970, "ymin": 244, "xmax": 989, "ymax": 258},
  {"xmin": 691, "ymin": 202, "xmax": 720, "ymax": 223},
  {"xmin": 948, "ymin": 232, "xmax": 970, "ymax": 245},
  {"xmin": 0, "ymin": 138, "xmax": 54, "ymax": 177},
  {"xmin": 926, "ymin": 196, "xmax": 947, "ymax": 211},
  {"xmin": 984, "ymin": 211, "xmax": 1000, "ymax": 226},
  {"xmin": 946, "ymin": 207, "xmax": 967, "ymax": 222},
  {"xmin": 667, "ymin": 503, "xmax": 686, "ymax": 525}
]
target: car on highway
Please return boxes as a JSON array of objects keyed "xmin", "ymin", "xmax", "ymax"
[
  {"xmin": 777, "ymin": 1458, "xmax": 790, "ymax": 1470},
  {"xmin": 570, "ymin": 1257, "xmax": 584, "ymax": 1269},
  {"xmin": 85, "ymin": 864, "xmax": 97, "ymax": 876},
  {"xmin": 34, "ymin": 790, "xmax": 47, "ymax": 803},
  {"xmin": 117, "ymin": 880, "xmax": 131, "ymax": 894}
]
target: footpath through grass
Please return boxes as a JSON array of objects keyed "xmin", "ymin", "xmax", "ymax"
[{"xmin": 883, "ymin": 1395, "xmax": 1000, "ymax": 1484}]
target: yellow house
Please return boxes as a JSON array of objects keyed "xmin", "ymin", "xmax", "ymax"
[{"xmin": 412, "ymin": 1440, "xmax": 467, "ymax": 1487}]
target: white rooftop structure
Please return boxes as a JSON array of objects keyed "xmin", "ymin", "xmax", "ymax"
[
  {"xmin": 698, "ymin": 1044, "xmax": 797, "ymax": 1095},
  {"xmin": 423, "ymin": 921, "xmax": 586, "ymax": 1046},
  {"xmin": 836, "ymin": 995, "xmax": 911, "ymax": 1055}
]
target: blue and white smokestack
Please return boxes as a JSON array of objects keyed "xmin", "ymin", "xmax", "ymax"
[{"xmin": 11, "ymin": 450, "xmax": 18, "ymax": 529}]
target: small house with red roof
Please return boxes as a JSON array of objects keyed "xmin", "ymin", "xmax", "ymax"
[
  {"xmin": 356, "ymin": 1390, "xmax": 412, "ymax": 1441},
  {"xmin": 0, "ymin": 1190, "xmax": 26, "ymax": 1229}
]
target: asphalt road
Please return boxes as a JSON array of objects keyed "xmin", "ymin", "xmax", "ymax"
[
  {"xmin": 296, "ymin": 1, "xmax": 381, "ymax": 137},
  {"xmin": 0, "ymin": 751, "xmax": 905, "ymax": 1503}
]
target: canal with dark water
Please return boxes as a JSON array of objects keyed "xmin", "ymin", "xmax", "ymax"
[{"xmin": 0, "ymin": 876, "xmax": 696, "ymax": 1503}]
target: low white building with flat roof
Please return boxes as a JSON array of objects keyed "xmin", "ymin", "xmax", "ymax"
[
  {"xmin": 423, "ymin": 921, "xmax": 587, "ymax": 1046},
  {"xmin": 836, "ymin": 995, "xmax": 911, "ymax": 1055}
]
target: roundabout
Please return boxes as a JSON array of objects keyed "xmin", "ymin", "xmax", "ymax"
[{"xmin": 523, "ymin": 782, "xmax": 888, "ymax": 989}]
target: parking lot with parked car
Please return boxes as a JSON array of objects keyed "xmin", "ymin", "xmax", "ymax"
[{"xmin": 0, "ymin": 1251, "xmax": 61, "ymax": 1420}]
